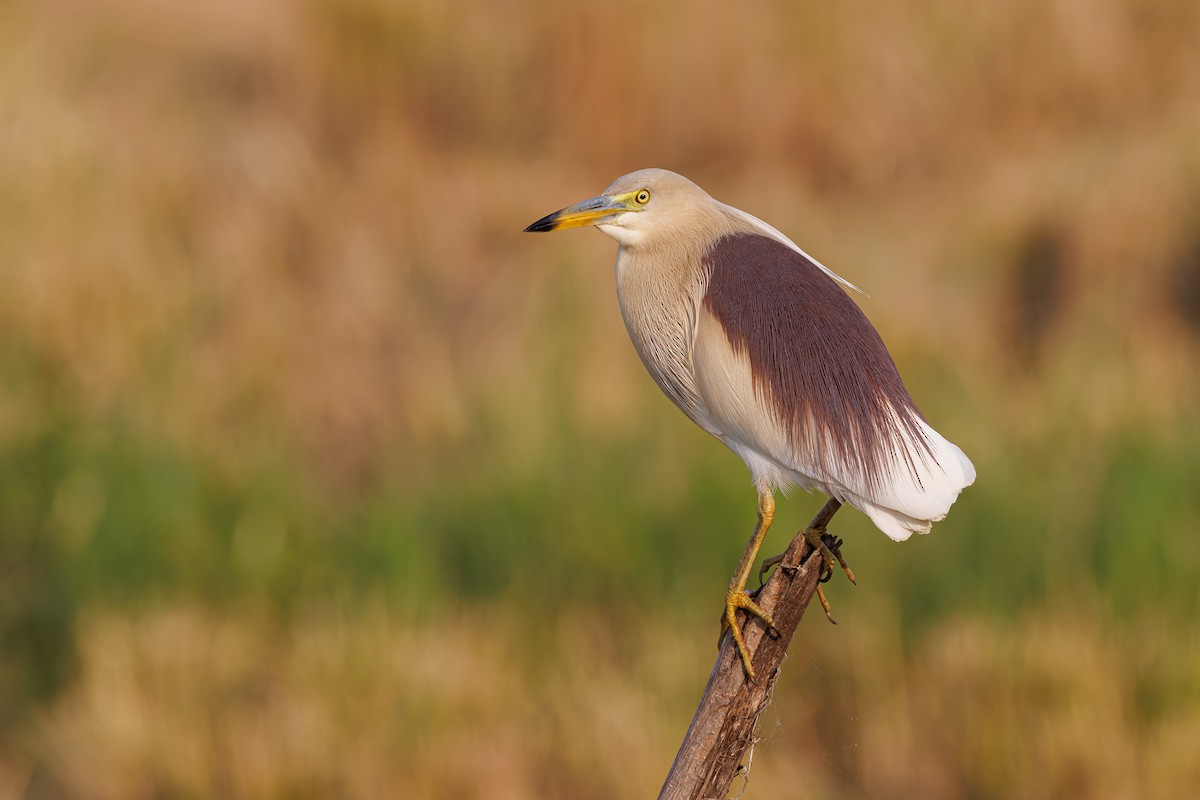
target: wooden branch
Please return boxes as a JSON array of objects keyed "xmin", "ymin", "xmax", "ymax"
[{"xmin": 657, "ymin": 498, "xmax": 842, "ymax": 800}]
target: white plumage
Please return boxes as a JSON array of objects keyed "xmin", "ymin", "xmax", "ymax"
[{"xmin": 526, "ymin": 167, "xmax": 975, "ymax": 676}]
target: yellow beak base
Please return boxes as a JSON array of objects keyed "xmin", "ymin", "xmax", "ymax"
[{"xmin": 524, "ymin": 194, "xmax": 634, "ymax": 233}]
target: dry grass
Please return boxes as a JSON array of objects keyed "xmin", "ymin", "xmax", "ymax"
[
  {"xmin": 3, "ymin": 0, "xmax": 1198, "ymax": 485},
  {"xmin": 3, "ymin": 0, "xmax": 1200, "ymax": 796},
  {"xmin": 5, "ymin": 605, "xmax": 1193, "ymax": 799}
]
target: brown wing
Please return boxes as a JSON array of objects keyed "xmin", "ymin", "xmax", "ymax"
[{"xmin": 701, "ymin": 232, "xmax": 929, "ymax": 492}]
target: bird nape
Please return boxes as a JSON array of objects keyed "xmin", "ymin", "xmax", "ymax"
[{"xmin": 525, "ymin": 168, "xmax": 976, "ymax": 679}]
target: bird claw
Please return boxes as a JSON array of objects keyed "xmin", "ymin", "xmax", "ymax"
[
  {"xmin": 718, "ymin": 590, "xmax": 780, "ymax": 680},
  {"xmin": 756, "ymin": 526, "xmax": 855, "ymax": 627},
  {"xmin": 815, "ymin": 584, "xmax": 838, "ymax": 624},
  {"xmin": 757, "ymin": 552, "xmax": 790, "ymax": 586},
  {"xmin": 802, "ymin": 526, "xmax": 855, "ymax": 624},
  {"xmin": 820, "ymin": 533, "xmax": 857, "ymax": 585},
  {"xmin": 753, "ymin": 530, "xmax": 854, "ymax": 626}
]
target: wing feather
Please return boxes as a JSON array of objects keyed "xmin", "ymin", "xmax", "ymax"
[{"xmin": 695, "ymin": 232, "xmax": 975, "ymax": 538}]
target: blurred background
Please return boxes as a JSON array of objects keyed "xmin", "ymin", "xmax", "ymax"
[{"xmin": 2, "ymin": 0, "xmax": 1199, "ymax": 797}]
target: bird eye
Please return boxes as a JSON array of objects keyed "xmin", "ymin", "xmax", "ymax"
[{"xmin": 634, "ymin": 189, "xmax": 651, "ymax": 205}]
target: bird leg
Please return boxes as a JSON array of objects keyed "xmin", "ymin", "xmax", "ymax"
[
  {"xmin": 719, "ymin": 488, "xmax": 779, "ymax": 680},
  {"xmin": 757, "ymin": 498, "xmax": 853, "ymax": 624}
]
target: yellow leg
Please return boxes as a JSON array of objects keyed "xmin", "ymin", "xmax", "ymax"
[{"xmin": 719, "ymin": 487, "xmax": 778, "ymax": 680}]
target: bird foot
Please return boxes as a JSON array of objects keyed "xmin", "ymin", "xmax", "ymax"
[
  {"xmin": 757, "ymin": 551, "xmax": 794, "ymax": 584},
  {"xmin": 718, "ymin": 589, "xmax": 779, "ymax": 680},
  {"xmin": 805, "ymin": 527, "xmax": 855, "ymax": 624},
  {"xmin": 806, "ymin": 529, "xmax": 856, "ymax": 586},
  {"xmin": 757, "ymin": 527, "xmax": 856, "ymax": 625}
]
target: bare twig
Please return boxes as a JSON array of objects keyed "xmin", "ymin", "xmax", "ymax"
[{"xmin": 657, "ymin": 499, "xmax": 841, "ymax": 800}]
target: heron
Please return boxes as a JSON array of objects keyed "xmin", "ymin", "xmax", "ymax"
[{"xmin": 525, "ymin": 169, "xmax": 975, "ymax": 678}]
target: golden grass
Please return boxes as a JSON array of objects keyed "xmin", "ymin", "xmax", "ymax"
[
  {"xmin": 2, "ymin": 0, "xmax": 1198, "ymax": 487},
  {"xmin": 3, "ymin": 0, "xmax": 1200, "ymax": 795},
  {"xmin": 2, "ymin": 606, "xmax": 1190, "ymax": 798}
]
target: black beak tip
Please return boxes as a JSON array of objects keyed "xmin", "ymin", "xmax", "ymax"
[{"xmin": 524, "ymin": 213, "xmax": 558, "ymax": 233}]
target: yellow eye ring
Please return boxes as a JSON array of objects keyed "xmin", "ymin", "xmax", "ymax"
[{"xmin": 634, "ymin": 189, "xmax": 651, "ymax": 205}]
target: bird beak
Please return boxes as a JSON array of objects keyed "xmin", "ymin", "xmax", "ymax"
[{"xmin": 524, "ymin": 194, "xmax": 635, "ymax": 233}]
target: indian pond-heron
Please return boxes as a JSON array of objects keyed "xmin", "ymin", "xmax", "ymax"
[{"xmin": 525, "ymin": 169, "xmax": 976, "ymax": 677}]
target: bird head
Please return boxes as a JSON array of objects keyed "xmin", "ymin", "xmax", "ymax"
[{"xmin": 524, "ymin": 168, "xmax": 717, "ymax": 250}]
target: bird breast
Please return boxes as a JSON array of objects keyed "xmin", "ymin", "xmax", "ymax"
[{"xmin": 614, "ymin": 245, "xmax": 716, "ymax": 436}]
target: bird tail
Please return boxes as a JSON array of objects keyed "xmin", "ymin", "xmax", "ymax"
[{"xmin": 846, "ymin": 420, "xmax": 976, "ymax": 542}]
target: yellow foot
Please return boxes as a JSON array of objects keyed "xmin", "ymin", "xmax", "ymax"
[
  {"xmin": 758, "ymin": 529, "xmax": 856, "ymax": 625},
  {"xmin": 804, "ymin": 529, "xmax": 856, "ymax": 585},
  {"xmin": 718, "ymin": 590, "xmax": 779, "ymax": 680},
  {"xmin": 804, "ymin": 528, "xmax": 855, "ymax": 624}
]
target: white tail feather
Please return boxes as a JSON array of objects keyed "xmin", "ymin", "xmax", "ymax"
[{"xmin": 841, "ymin": 418, "xmax": 976, "ymax": 541}]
